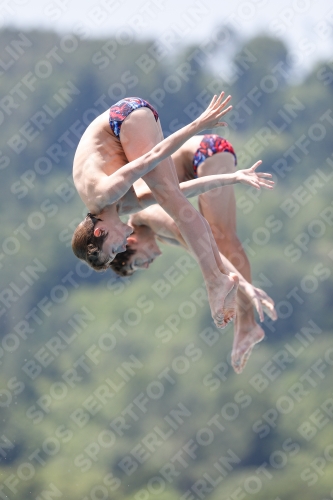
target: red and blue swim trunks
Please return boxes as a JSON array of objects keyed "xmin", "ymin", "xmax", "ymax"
[
  {"xmin": 109, "ymin": 97, "xmax": 159, "ymax": 137},
  {"xmin": 193, "ymin": 134, "xmax": 237, "ymax": 177}
]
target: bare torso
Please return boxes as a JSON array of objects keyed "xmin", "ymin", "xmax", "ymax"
[{"xmin": 72, "ymin": 110, "xmax": 133, "ymax": 212}]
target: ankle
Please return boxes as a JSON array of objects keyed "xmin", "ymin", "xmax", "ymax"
[
  {"xmin": 236, "ymin": 305, "xmax": 256, "ymax": 326},
  {"xmin": 206, "ymin": 270, "xmax": 225, "ymax": 284}
]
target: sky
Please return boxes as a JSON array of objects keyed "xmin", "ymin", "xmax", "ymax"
[{"xmin": 1, "ymin": 0, "xmax": 332, "ymax": 74}]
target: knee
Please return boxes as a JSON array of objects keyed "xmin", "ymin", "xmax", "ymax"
[
  {"xmin": 217, "ymin": 153, "xmax": 236, "ymax": 174},
  {"xmin": 198, "ymin": 152, "xmax": 236, "ymax": 176}
]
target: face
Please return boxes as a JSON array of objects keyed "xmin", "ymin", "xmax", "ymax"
[
  {"xmin": 95, "ymin": 217, "xmax": 133, "ymax": 263},
  {"xmin": 126, "ymin": 230, "xmax": 162, "ymax": 272}
]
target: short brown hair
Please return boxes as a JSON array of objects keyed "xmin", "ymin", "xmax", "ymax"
[
  {"xmin": 71, "ymin": 214, "xmax": 110, "ymax": 271},
  {"xmin": 110, "ymin": 246, "xmax": 136, "ymax": 276}
]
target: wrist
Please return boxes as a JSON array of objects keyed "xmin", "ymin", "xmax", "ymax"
[{"xmin": 191, "ymin": 119, "xmax": 201, "ymax": 134}]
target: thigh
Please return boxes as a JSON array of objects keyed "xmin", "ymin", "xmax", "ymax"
[
  {"xmin": 120, "ymin": 107, "xmax": 180, "ymax": 194},
  {"xmin": 197, "ymin": 152, "xmax": 237, "ymax": 236},
  {"xmin": 197, "ymin": 151, "xmax": 236, "ymax": 177},
  {"xmin": 120, "ymin": 107, "xmax": 159, "ymax": 159}
]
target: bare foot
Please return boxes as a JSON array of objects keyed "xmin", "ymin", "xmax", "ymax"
[
  {"xmin": 231, "ymin": 321, "xmax": 265, "ymax": 374},
  {"xmin": 208, "ymin": 273, "xmax": 239, "ymax": 329}
]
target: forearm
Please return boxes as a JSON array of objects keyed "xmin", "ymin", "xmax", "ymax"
[
  {"xmin": 135, "ymin": 172, "xmax": 240, "ymax": 209},
  {"xmin": 179, "ymin": 173, "xmax": 238, "ymax": 198}
]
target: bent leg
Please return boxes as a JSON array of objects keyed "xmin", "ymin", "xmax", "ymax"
[
  {"xmin": 197, "ymin": 152, "xmax": 251, "ymax": 280},
  {"xmin": 120, "ymin": 108, "xmax": 238, "ymax": 327},
  {"xmin": 197, "ymin": 152, "xmax": 264, "ymax": 372}
]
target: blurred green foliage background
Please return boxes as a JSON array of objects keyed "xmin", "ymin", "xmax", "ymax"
[{"xmin": 0, "ymin": 26, "xmax": 332, "ymax": 500}]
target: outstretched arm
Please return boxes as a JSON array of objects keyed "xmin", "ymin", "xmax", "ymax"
[
  {"xmin": 134, "ymin": 161, "xmax": 274, "ymax": 210},
  {"xmin": 178, "ymin": 160, "xmax": 274, "ymax": 196},
  {"xmin": 95, "ymin": 93, "xmax": 232, "ymax": 210}
]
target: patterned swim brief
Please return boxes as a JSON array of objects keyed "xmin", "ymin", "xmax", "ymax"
[
  {"xmin": 193, "ymin": 134, "xmax": 237, "ymax": 177},
  {"xmin": 109, "ymin": 97, "xmax": 159, "ymax": 137}
]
